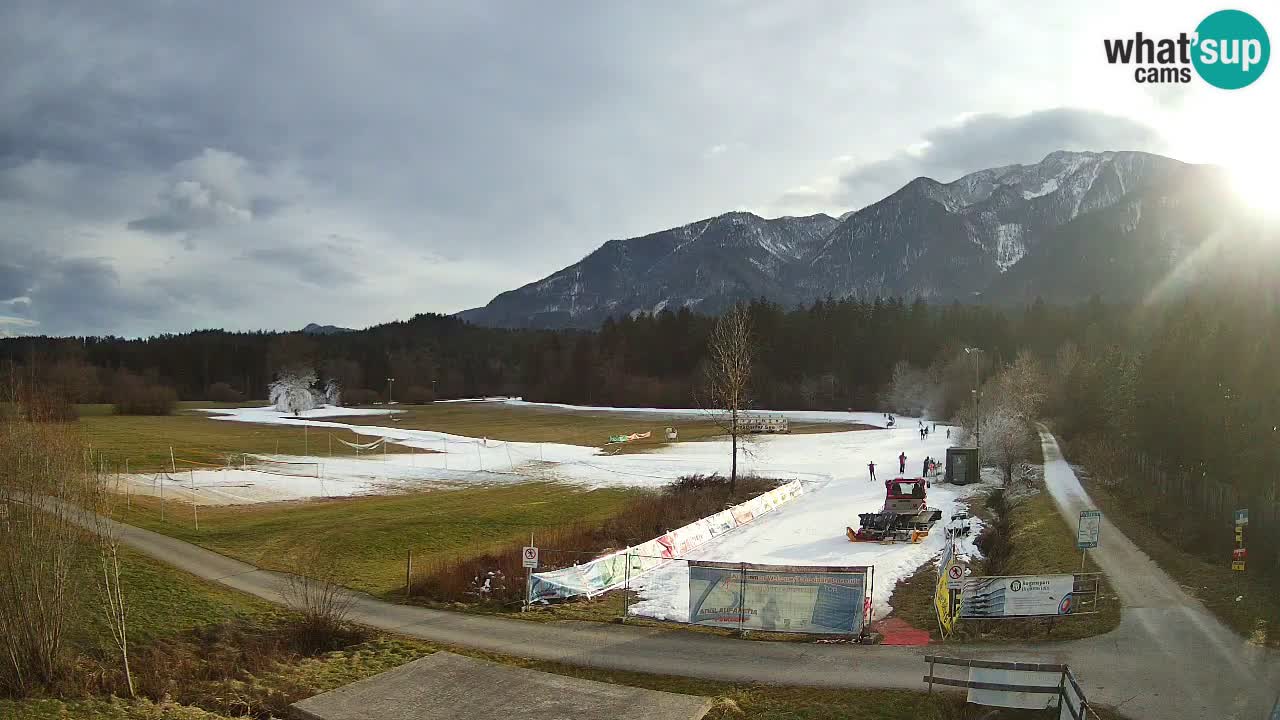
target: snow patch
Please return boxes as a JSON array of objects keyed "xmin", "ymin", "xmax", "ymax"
[
  {"xmin": 994, "ymin": 223, "xmax": 1026, "ymax": 271},
  {"xmin": 1021, "ymin": 177, "xmax": 1059, "ymax": 199}
]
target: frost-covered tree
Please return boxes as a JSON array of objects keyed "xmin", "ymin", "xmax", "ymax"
[
  {"xmin": 981, "ymin": 404, "xmax": 1036, "ymax": 485},
  {"xmin": 323, "ymin": 379, "xmax": 341, "ymax": 407},
  {"xmin": 269, "ymin": 367, "xmax": 319, "ymax": 415},
  {"xmin": 881, "ymin": 361, "xmax": 939, "ymax": 417}
]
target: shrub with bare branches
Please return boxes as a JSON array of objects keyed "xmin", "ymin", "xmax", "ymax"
[{"xmin": 282, "ymin": 548, "xmax": 356, "ymax": 652}]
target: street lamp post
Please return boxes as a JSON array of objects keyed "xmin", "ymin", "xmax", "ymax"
[
  {"xmin": 431, "ymin": 379, "xmax": 437, "ymax": 400},
  {"xmin": 386, "ymin": 377, "xmax": 395, "ymax": 405},
  {"xmin": 964, "ymin": 348, "xmax": 984, "ymax": 464}
]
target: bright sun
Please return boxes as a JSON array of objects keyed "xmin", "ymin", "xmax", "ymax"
[{"xmin": 1227, "ymin": 162, "xmax": 1280, "ymax": 217}]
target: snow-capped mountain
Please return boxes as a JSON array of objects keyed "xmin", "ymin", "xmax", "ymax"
[
  {"xmin": 458, "ymin": 212, "xmax": 837, "ymax": 328},
  {"xmin": 461, "ymin": 151, "xmax": 1226, "ymax": 328},
  {"xmin": 798, "ymin": 151, "xmax": 1187, "ymax": 301}
]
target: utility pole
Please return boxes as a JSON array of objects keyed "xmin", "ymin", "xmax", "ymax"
[{"xmin": 964, "ymin": 347, "xmax": 984, "ymax": 466}]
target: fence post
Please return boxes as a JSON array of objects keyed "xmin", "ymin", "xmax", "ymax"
[
  {"xmin": 737, "ymin": 563, "xmax": 746, "ymax": 636},
  {"xmin": 928, "ymin": 657, "xmax": 935, "ymax": 693},
  {"xmin": 406, "ymin": 549, "xmax": 413, "ymax": 600},
  {"xmin": 621, "ymin": 552, "xmax": 631, "ymax": 622}
]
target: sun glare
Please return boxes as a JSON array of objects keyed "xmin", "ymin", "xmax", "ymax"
[{"xmin": 1227, "ymin": 162, "xmax": 1280, "ymax": 218}]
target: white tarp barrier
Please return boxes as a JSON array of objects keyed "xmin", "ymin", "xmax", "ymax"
[
  {"xmin": 968, "ymin": 668, "xmax": 1062, "ymax": 710},
  {"xmin": 529, "ymin": 479, "xmax": 805, "ymax": 603},
  {"xmin": 688, "ymin": 562, "xmax": 871, "ymax": 634}
]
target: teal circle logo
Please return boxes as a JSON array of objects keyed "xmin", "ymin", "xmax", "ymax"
[{"xmin": 1193, "ymin": 9, "xmax": 1270, "ymax": 89}]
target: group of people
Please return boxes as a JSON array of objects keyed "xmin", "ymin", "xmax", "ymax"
[
  {"xmin": 918, "ymin": 420, "xmax": 937, "ymax": 441},
  {"xmin": 868, "ymin": 451, "xmax": 941, "ymax": 481}
]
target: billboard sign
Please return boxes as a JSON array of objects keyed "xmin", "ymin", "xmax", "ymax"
[
  {"xmin": 960, "ymin": 575, "xmax": 1076, "ymax": 618},
  {"xmin": 1076, "ymin": 510, "xmax": 1102, "ymax": 549},
  {"xmin": 688, "ymin": 561, "xmax": 869, "ymax": 634}
]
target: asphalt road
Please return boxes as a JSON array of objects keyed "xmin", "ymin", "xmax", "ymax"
[{"xmin": 103, "ymin": 430, "xmax": 1279, "ymax": 720}]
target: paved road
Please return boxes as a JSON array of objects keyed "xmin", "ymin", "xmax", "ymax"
[{"xmin": 105, "ymin": 431, "xmax": 1279, "ymax": 720}]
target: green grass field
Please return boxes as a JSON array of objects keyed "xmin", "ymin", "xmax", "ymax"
[
  {"xmin": 114, "ymin": 482, "xmax": 637, "ymax": 597},
  {"xmin": 77, "ymin": 401, "xmax": 413, "ymax": 472},
  {"xmin": 344, "ymin": 401, "xmax": 868, "ymax": 453}
]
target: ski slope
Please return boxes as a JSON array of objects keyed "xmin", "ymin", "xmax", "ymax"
[{"xmin": 625, "ymin": 424, "xmax": 983, "ymax": 621}]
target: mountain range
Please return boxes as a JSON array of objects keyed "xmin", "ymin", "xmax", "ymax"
[{"xmin": 459, "ymin": 151, "xmax": 1259, "ymax": 329}]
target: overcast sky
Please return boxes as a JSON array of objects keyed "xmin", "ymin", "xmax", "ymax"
[{"xmin": 1, "ymin": 0, "xmax": 1275, "ymax": 337}]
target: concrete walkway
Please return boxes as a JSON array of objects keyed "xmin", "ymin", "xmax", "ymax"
[{"xmin": 105, "ymin": 431, "xmax": 1279, "ymax": 720}]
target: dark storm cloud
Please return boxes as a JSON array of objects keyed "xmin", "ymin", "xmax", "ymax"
[
  {"xmin": 837, "ymin": 108, "xmax": 1166, "ymax": 206},
  {"xmin": 0, "ymin": 1, "xmax": 1181, "ymax": 336},
  {"xmin": 0, "ymin": 243, "xmax": 164, "ymax": 336},
  {"xmin": 0, "ymin": 262, "xmax": 29, "ymax": 300}
]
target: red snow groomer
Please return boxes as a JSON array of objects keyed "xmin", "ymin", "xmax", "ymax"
[{"xmin": 846, "ymin": 477, "xmax": 943, "ymax": 543}]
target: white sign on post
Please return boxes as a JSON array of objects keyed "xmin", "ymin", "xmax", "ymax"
[
  {"xmin": 947, "ymin": 563, "xmax": 965, "ymax": 589},
  {"xmin": 522, "ymin": 546, "xmax": 539, "ymax": 569},
  {"xmin": 960, "ymin": 574, "xmax": 1077, "ymax": 618},
  {"xmin": 1077, "ymin": 510, "xmax": 1101, "ymax": 550}
]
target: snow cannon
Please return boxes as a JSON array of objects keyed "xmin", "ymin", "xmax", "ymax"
[{"xmin": 846, "ymin": 478, "xmax": 943, "ymax": 543}]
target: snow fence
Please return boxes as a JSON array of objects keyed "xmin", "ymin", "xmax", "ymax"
[{"xmin": 528, "ymin": 479, "xmax": 805, "ymax": 603}]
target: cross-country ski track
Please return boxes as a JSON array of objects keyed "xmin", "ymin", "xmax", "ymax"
[{"xmin": 100, "ymin": 423, "xmax": 1279, "ymax": 720}]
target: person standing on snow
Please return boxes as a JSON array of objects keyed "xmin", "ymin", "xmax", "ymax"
[
  {"xmin": 898, "ymin": 452, "xmax": 906, "ymax": 473},
  {"xmin": 868, "ymin": 461, "xmax": 877, "ymax": 482},
  {"xmin": 922, "ymin": 456, "xmax": 930, "ymax": 477}
]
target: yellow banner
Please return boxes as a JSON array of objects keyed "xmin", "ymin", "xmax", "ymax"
[{"xmin": 935, "ymin": 542, "xmax": 960, "ymax": 637}]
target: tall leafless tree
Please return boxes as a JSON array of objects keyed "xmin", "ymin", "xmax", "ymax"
[
  {"xmin": 94, "ymin": 497, "xmax": 134, "ymax": 697},
  {"xmin": 700, "ymin": 303, "xmax": 754, "ymax": 493}
]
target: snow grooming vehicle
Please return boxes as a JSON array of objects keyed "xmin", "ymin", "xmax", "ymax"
[{"xmin": 846, "ymin": 477, "xmax": 943, "ymax": 543}]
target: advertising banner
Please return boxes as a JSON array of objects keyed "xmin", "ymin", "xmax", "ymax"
[
  {"xmin": 959, "ymin": 574, "xmax": 1076, "ymax": 618},
  {"xmin": 688, "ymin": 561, "xmax": 869, "ymax": 634},
  {"xmin": 934, "ymin": 541, "xmax": 960, "ymax": 636}
]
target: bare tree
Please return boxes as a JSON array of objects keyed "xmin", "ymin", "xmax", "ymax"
[
  {"xmin": 980, "ymin": 405, "xmax": 1036, "ymax": 485},
  {"xmin": 999, "ymin": 350, "xmax": 1048, "ymax": 421},
  {"xmin": 880, "ymin": 360, "xmax": 940, "ymax": 417},
  {"xmin": 700, "ymin": 303, "xmax": 754, "ymax": 493},
  {"xmin": 95, "ymin": 524, "xmax": 133, "ymax": 697}
]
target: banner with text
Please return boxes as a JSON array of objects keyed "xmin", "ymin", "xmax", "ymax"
[
  {"xmin": 959, "ymin": 574, "xmax": 1076, "ymax": 618},
  {"xmin": 688, "ymin": 561, "xmax": 870, "ymax": 634}
]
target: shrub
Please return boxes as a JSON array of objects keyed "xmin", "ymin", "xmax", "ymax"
[
  {"xmin": 206, "ymin": 382, "xmax": 244, "ymax": 403},
  {"xmin": 112, "ymin": 371, "xmax": 177, "ymax": 416},
  {"xmin": 16, "ymin": 383, "xmax": 78, "ymax": 422}
]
